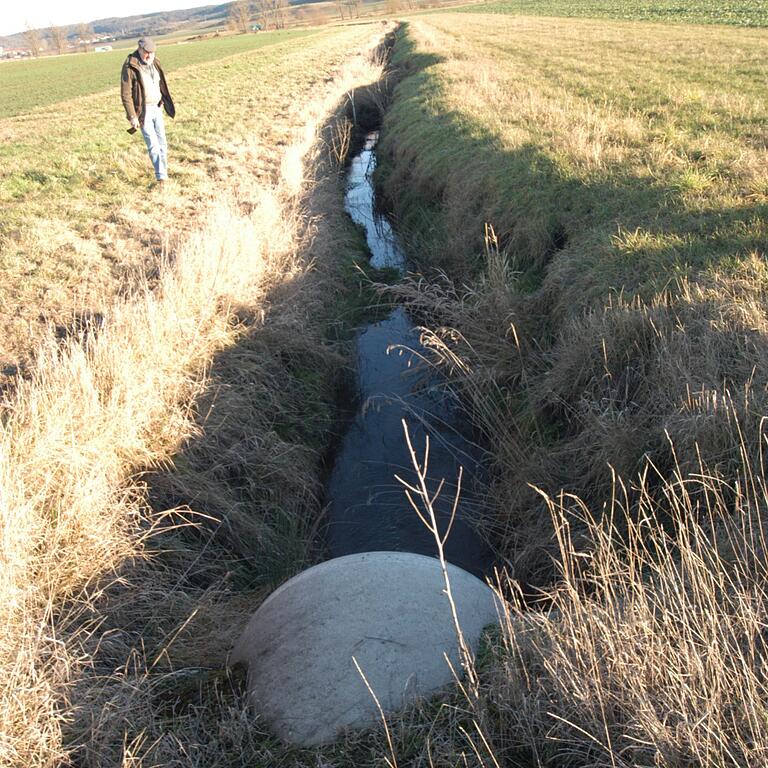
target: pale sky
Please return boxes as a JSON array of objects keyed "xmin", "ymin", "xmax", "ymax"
[{"xmin": 0, "ymin": 1, "xmax": 214, "ymax": 37}]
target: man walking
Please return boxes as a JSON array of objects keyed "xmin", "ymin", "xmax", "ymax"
[{"xmin": 121, "ymin": 37, "xmax": 176, "ymax": 183}]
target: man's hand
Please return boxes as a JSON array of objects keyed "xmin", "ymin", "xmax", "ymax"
[{"xmin": 130, "ymin": 116, "xmax": 140, "ymax": 131}]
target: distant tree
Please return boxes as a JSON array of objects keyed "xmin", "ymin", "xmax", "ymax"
[
  {"xmin": 23, "ymin": 24, "xmax": 41, "ymax": 57},
  {"xmin": 77, "ymin": 22, "xmax": 91, "ymax": 52},
  {"xmin": 229, "ymin": 0, "xmax": 251, "ymax": 33},
  {"xmin": 254, "ymin": 0, "xmax": 287, "ymax": 30},
  {"xmin": 48, "ymin": 24, "xmax": 67, "ymax": 55},
  {"xmin": 255, "ymin": 0, "xmax": 271, "ymax": 29},
  {"xmin": 273, "ymin": 0, "xmax": 288, "ymax": 29},
  {"xmin": 334, "ymin": 0, "xmax": 346, "ymax": 19}
]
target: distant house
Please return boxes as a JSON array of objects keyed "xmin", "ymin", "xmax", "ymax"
[{"xmin": 1, "ymin": 48, "xmax": 31, "ymax": 59}]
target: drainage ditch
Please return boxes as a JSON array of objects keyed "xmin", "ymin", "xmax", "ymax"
[
  {"xmin": 231, "ymin": 67, "xmax": 501, "ymax": 748},
  {"xmin": 324, "ymin": 129, "xmax": 494, "ymax": 578}
]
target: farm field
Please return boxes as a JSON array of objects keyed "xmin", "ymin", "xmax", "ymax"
[
  {"xmin": 0, "ymin": 30, "xmax": 316, "ymax": 120},
  {"xmin": 0, "ymin": 28, "xmax": 319, "ymax": 370},
  {"xmin": 375, "ymin": 12, "xmax": 768, "ymax": 765},
  {"xmin": 381, "ymin": 14, "xmax": 768, "ymax": 302},
  {"xmin": 453, "ymin": 0, "xmax": 768, "ymax": 26}
]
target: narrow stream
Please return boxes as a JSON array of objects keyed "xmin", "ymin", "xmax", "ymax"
[{"xmin": 325, "ymin": 133, "xmax": 493, "ymax": 577}]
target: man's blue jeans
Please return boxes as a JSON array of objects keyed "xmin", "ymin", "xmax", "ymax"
[{"xmin": 141, "ymin": 104, "xmax": 168, "ymax": 180}]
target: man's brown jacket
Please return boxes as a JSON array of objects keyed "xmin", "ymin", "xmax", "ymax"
[{"xmin": 120, "ymin": 51, "xmax": 176, "ymax": 125}]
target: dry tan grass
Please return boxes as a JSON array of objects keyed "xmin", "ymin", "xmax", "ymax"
[
  {"xmin": 0, "ymin": 28, "xmax": 389, "ymax": 767},
  {"xmin": 366, "ymin": 15, "xmax": 768, "ymax": 766},
  {"xmin": 484, "ymin": 447, "xmax": 768, "ymax": 767}
]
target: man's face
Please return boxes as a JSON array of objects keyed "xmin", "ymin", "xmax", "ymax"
[{"xmin": 138, "ymin": 47, "xmax": 154, "ymax": 63}]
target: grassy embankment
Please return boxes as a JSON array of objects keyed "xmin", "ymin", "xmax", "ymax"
[
  {"xmin": 372, "ymin": 13, "xmax": 768, "ymax": 766},
  {"xmin": 0, "ymin": 28, "xmax": 318, "ymax": 369},
  {"xmin": 0, "ymin": 23, "xmax": 395, "ymax": 767}
]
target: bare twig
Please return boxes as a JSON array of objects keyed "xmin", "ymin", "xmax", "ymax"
[{"xmin": 395, "ymin": 419, "xmax": 480, "ymax": 699}]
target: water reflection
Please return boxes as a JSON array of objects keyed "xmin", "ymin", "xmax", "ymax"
[{"xmin": 326, "ymin": 133, "xmax": 492, "ymax": 577}]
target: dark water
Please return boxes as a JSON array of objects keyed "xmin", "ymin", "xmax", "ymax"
[{"xmin": 325, "ymin": 132, "xmax": 492, "ymax": 577}]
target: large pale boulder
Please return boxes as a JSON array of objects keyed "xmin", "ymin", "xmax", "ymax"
[{"xmin": 231, "ymin": 551, "xmax": 500, "ymax": 746}]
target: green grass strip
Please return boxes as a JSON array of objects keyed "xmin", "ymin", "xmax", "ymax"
[
  {"xmin": 449, "ymin": 0, "xmax": 768, "ymax": 27},
  {"xmin": 0, "ymin": 29, "xmax": 316, "ymax": 119}
]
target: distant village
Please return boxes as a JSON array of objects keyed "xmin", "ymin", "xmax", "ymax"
[{"xmin": 0, "ymin": 32, "xmax": 117, "ymax": 60}]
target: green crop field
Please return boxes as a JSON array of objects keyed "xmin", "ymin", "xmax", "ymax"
[
  {"xmin": 0, "ymin": 29, "xmax": 316, "ymax": 118},
  {"xmin": 452, "ymin": 0, "xmax": 768, "ymax": 26}
]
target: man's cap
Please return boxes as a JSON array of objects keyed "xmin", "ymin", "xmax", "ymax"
[{"xmin": 138, "ymin": 37, "xmax": 156, "ymax": 52}]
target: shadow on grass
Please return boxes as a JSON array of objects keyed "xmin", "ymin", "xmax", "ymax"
[
  {"xmin": 379, "ymin": 24, "xmax": 767, "ymax": 300},
  {"xmin": 374, "ymin": 22, "xmax": 768, "ymax": 592}
]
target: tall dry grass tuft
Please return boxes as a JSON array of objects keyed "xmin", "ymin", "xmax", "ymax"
[
  {"xmin": 487, "ymin": 439, "xmax": 768, "ymax": 767},
  {"xmin": 0, "ymin": 188, "xmax": 293, "ymax": 766},
  {"xmin": 0, "ymin": 33, "xmax": 390, "ymax": 766},
  {"xmin": 313, "ymin": 427, "xmax": 768, "ymax": 767},
  {"xmin": 380, "ymin": 233, "xmax": 768, "ymax": 763},
  {"xmin": 388, "ymin": 236, "xmax": 768, "ymax": 586}
]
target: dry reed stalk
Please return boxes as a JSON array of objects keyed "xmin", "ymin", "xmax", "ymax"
[
  {"xmin": 396, "ymin": 421, "xmax": 480, "ymax": 700},
  {"xmin": 483, "ymin": 436, "xmax": 768, "ymax": 767}
]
